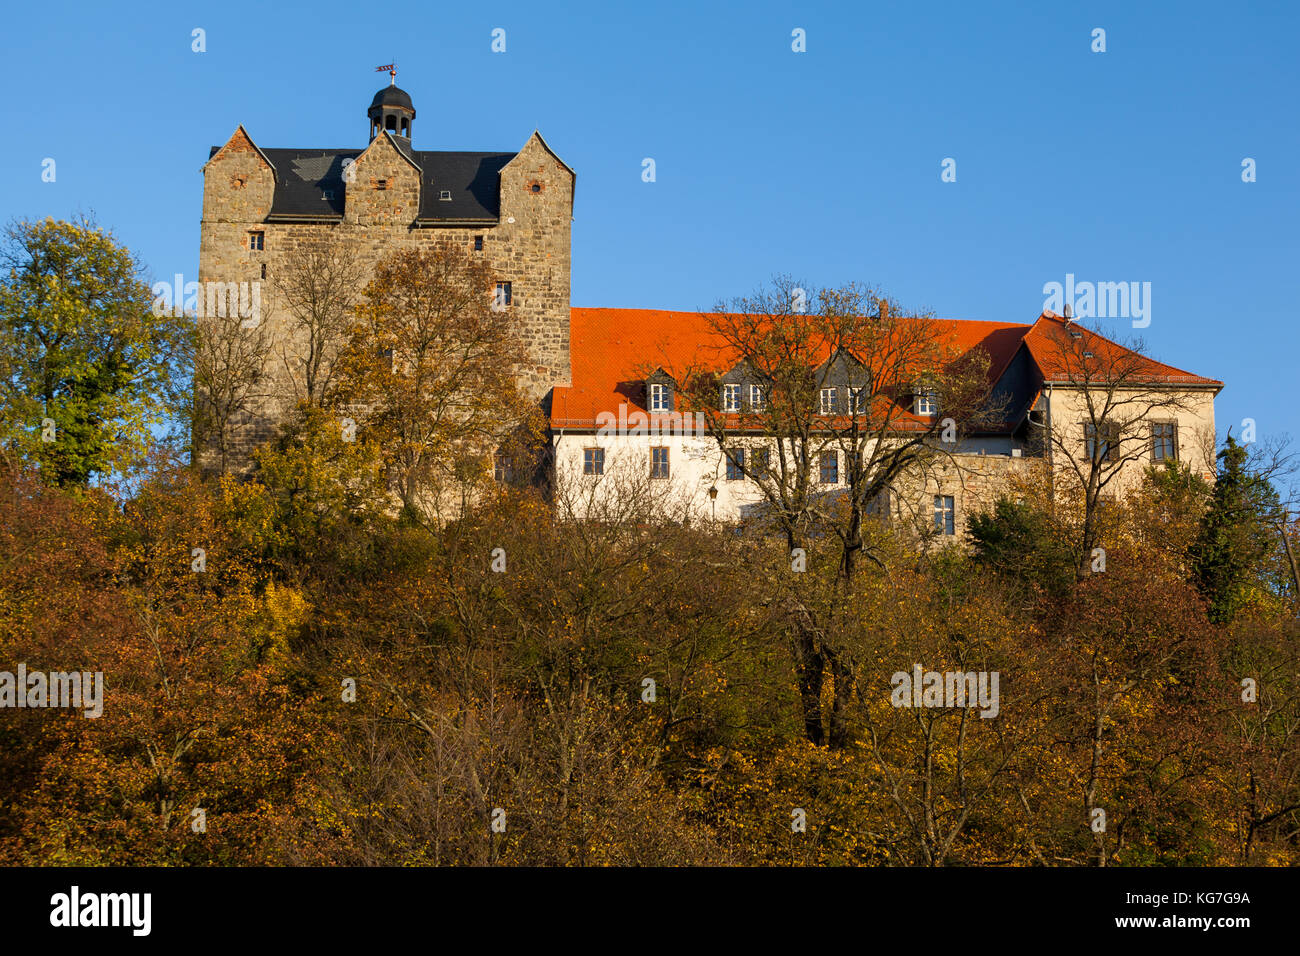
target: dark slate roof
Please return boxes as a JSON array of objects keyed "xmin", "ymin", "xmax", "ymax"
[
  {"xmin": 209, "ymin": 141, "xmax": 515, "ymax": 222},
  {"xmin": 369, "ymin": 85, "xmax": 414, "ymax": 113},
  {"xmin": 261, "ymin": 148, "xmax": 359, "ymax": 218}
]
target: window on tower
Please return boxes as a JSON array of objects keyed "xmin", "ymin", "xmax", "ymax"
[
  {"xmin": 249, "ymin": 232, "xmax": 264, "ymax": 251},
  {"xmin": 494, "ymin": 282, "xmax": 512, "ymax": 309}
]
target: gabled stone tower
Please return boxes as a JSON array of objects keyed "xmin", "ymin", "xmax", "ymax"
[{"xmin": 198, "ymin": 80, "xmax": 574, "ymax": 463}]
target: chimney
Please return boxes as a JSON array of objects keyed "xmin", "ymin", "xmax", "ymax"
[{"xmin": 878, "ymin": 299, "xmax": 890, "ymax": 320}]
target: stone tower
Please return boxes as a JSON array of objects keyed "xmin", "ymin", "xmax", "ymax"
[{"xmin": 197, "ymin": 80, "xmax": 574, "ymax": 464}]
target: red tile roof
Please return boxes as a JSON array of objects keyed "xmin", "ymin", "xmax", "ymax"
[
  {"xmin": 1024, "ymin": 312, "xmax": 1223, "ymax": 387},
  {"xmin": 548, "ymin": 307, "xmax": 1221, "ymax": 428}
]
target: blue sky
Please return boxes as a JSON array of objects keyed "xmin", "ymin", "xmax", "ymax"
[{"xmin": 2, "ymin": 0, "xmax": 1296, "ymax": 451}]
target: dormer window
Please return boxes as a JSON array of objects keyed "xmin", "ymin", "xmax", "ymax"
[
  {"xmin": 914, "ymin": 389, "xmax": 937, "ymax": 416},
  {"xmin": 819, "ymin": 387, "xmax": 838, "ymax": 415},
  {"xmin": 721, "ymin": 383, "xmax": 741, "ymax": 413},
  {"xmin": 439, "ymin": 190, "xmax": 452, "ymax": 201},
  {"xmin": 649, "ymin": 382, "xmax": 671, "ymax": 413},
  {"xmin": 848, "ymin": 386, "xmax": 868, "ymax": 414},
  {"xmin": 749, "ymin": 384, "xmax": 766, "ymax": 411}
]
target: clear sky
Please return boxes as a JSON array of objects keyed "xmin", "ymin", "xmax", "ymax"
[{"xmin": 2, "ymin": 0, "xmax": 1296, "ymax": 451}]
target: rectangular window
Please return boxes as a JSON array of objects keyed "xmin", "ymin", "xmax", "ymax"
[
  {"xmin": 583, "ymin": 447, "xmax": 605, "ymax": 475},
  {"xmin": 820, "ymin": 387, "xmax": 838, "ymax": 415},
  {"xmin": 915, "ymin": 390, "xmax": 937, "ymax": 416},
  {"xmin": 494, "ymin": 281, "xmax": 512, "ymax": 308},
  {"xmin": 934, "ymin": 495, "xmax": 955, "ymax": 536},
  {"xmin": 1152, "ymin": 422, "xmax": 1177, "ymax": 461},
  {"xmin": 474, "ymin": 235, "xmax": 484, "ymax": 251},
  {"xmin": 849, "ymin": 386, "xmax": 868, "ymax": 413},
  {"xmin": 722, "ymin": 383, "xmax": 741, "ymax": 412},
  {"xmin": 650, "ymin": 446, "xmax": 670, "ymax": 479},
  {"xmin": 248, "ymin": 231, "xmax": 264, "ymax": 251},
  {"xmin": 1085, "ymin": 422, "xmax": 1120, "ymax": 464},
  {"xmin": 867, "ymin": 488, "xmax": 891, "ymax": 521},
  {"xmin": 749, "ymin": 384, "xmax": 766, "ymax": 411},
  {"xmin": 494, "ymin": 453, "xmax": 514, "ymax": 484},
  {"xmin": 726, "ymin": 448, "xmax": 746, "ymax": 481},
  {"xmin": 752, "ymin": 447, "xmax": 771, "ymax": 479},
  {"xmin": 819, "ymin": 449, "xmax": 839, "ymax": 484},
  {"xmin": 375, "ymin": 179, "xmax": 388, "ymax": 190},
  {"xmin": 649, "ymin": 382, "xmax": 671, "ymax": 413}
]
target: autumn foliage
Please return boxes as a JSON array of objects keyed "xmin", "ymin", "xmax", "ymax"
[{"xmin": 1, "ymin": 441, "xmax": 1298, "ymax": 866}]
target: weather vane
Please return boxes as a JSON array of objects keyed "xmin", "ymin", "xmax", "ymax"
[{"xmin": 375, "ymin": 63, "xmax": 396, "ymax": 86}]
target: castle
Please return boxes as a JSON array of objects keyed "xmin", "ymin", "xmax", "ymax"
[
  {"xmin": 199, "ymin": 76, "xmax": 574, "ymax": 459},
  {"xmin": 199, "ymin": 81, "xmax": 1222, "ymax": 535}
]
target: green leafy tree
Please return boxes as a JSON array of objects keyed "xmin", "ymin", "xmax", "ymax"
[
  {"xmin": 1190, "ymin": 436, "xmax": 1280, "ymax": 624},
  {"xmin": 968, "ymin": 496, "xmax": 1075, "ymax": 598},
  {"xmin": 0, "ymin": 217, "xmax": 191, "ymax": 485}
]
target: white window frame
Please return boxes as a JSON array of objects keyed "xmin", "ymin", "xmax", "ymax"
[
  {"xmin": 721, "ymin": 383, "xmax": 741, "ymax": 413},
  {"xmin": 649, "ymin": 383, "xmax": 670, "ymax": 413},
  {"xmin": 915, "ymin": 389, "xmax": 937, "ymax": 416},
  {"xmin": 819, "ymin": 387, "xmax": 838, "ymax": 415},
  {"xmin": 934, "ymin": 495, "xmax": 955, "ymax": 535},
  {"xmin": 749, "ymin": 384, "xmax": 766, "ymax": 411}
]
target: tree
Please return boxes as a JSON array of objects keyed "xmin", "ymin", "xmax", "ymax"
[
  {"xmin": 968, "ymin": 495, "xmax": 1075, "ymax": 599},
  {"xmin": 0, "ymin": 217, "xmax": 191, "ymax": 485},
  {"xmin": 334, "ymin": 243, "xmax": 545, "ymax": 524},
  {"xmin": 273, "ymin": 239, "xmax": 367, "ymax": 410},
  {"xmin": 192, "ymin": 301, "xmax": 274, "ymax": 476},
  {"xmin": 1190, "ymin": 436, "xmax": 1280, "ymax": 624},
  {"xmin": 669, "ymin": 277, "xmax": 999, "ymax": 748},
  {"xmin": 252, "ymin": 402, "xmax": 387, "ymax": 576},
  {"xmin": 1024, "ymin": 318, "xmax": 1198, "ymax": 578}
]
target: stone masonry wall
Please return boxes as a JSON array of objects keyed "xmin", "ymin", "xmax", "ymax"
[{"xmin": 198, "ymin": 128, "xmax": 573, "ymax": 470}]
